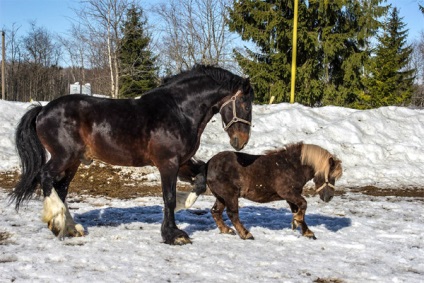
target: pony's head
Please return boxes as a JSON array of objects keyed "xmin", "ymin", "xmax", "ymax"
[
  {"xmin": 301, "ymin": 144, "xmax": 343, "ymax": 202},
  {"xmin": 219, "ymin": 79, "xmax": 254, "ymax": 151}
]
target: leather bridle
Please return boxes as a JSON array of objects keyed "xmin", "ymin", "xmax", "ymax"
[{"xmin": 219, "ymin": 90, "xmax": 252, "ymax": 131}]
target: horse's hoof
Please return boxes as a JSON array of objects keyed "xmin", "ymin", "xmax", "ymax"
[
  {"xmin": 172, "ymin": 236, "xmax": 192, "ymax": 245},
  {"xmin": 163, "ymin": 229, "xmax": 191, "ymax": 245},
  {"xmin": 68, "ymin": 224, "xmax": 85, "ymax": 237},
  {"xmin": 47, "ymin": 220, "xmax": 62, "ymax": 237}
]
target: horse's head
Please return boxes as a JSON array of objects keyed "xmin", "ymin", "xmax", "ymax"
[
  {"xmin": 219, "ymin": 82, "xmax": 254, "ymax": 151},
  {"xmin": 313, "ymin": 156, "xmax": 343, "ymax": 203}
]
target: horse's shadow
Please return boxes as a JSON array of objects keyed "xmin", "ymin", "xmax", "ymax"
[{"xmin": 74, "ymin": 205, "xmax": 351, "ymax": 235}]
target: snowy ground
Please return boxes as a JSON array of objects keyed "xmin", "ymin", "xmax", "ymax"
[
  {"xmin": 1, "ymin": 190, "xmax": 423, "ymax": 282},
  {"xmin": 1, "ymin": 99, "xmax": 423, "ymax": 282}
]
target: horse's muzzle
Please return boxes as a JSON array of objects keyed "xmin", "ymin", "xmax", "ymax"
[
  {"xmin": 231, "ymin": 136, "xmax": 248, "ymax": 151},
  {"xmin": 320, "ymin": 190, "xmax": 334, "ymax": 202}
]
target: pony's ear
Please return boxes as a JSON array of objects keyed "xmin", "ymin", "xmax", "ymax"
[
  {"xmin": 329, "ymin": 157, "xmax": 343, "ymax": 179},
  {"xmin": 329, "ymin": 157, "xmax": 335, "ymax": 168}
]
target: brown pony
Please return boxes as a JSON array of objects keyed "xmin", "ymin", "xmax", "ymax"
[{"xmin": 179, "ymin": 142, "xmax": 342, "ymax": 240}]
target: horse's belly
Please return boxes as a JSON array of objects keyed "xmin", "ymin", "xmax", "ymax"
[
  {"xmin": 242, "ymin": 186, "xmax": 282, "ymax": 203},
  {"xmin": 86, "ymin": 140, "xmax": 151, "ymax": 167}
]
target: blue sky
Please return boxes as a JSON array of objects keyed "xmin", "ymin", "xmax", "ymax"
[{"xmin": 0, "ymin": 0, "xmax": 423, "ymax": 42}]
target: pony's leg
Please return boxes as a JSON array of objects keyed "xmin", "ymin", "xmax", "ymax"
[
  {"xmin": 287, "ymin": 201, "xmax": 298, "ymax": 213},
  {"xmin": 41, "ymin": 159, "xmax": 83, "ymax": 239},
  {"xmin": 225, "ymin": 197, "xmax": 253, "ymax": 240},
  {"xmin": 211, "ymin": 198, "xmax": 235, "ymax": 235},
  {"xmin": 159, "ymin": 163, "xmax": 191, "ymax": 245},
  {"xmin": 286, "ymin": 196, "xmax": 316, "ymax": 239},
  {"xmin": 52, "ymin": 162, "xmax": 84, "ymax": 237}
]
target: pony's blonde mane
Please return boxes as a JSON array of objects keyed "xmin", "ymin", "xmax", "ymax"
[{"xmin": 301, "ymin": 144, "xmax": 343, "ymax": 180}]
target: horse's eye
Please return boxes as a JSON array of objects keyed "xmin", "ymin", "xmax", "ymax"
[{"xmin": 245, "ymin": 106, "xmax": 250, "ymax": 111}]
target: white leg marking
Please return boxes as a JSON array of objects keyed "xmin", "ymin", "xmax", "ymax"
[
  {"xmin": 185, "ymin": 192, "xmax": 199, "ymax": 209},
  {"xmin": 175, "ymin": 191, "xmax": 190, "ymax": 212},
  {"xmin": 42, "ymin": 188, "xmax": 66, "ymax": 236},
  {"xmin": 41, "ymin": 188, "xmax": 84, "ymax": 238}
]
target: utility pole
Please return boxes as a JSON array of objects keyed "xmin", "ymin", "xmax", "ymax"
[{"xmin": 1, "ymin": 31, "xmax": 5, "ymax": 100}]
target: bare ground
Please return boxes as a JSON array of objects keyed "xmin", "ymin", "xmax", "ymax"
[{"xmin": 0, "ymin": 164, "xmax": 423, "ymax": 199}]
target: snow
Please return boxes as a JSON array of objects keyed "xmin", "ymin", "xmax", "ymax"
[{"xmin": 1, "ymin": 99, "xmax": 423, "ymax": 282}]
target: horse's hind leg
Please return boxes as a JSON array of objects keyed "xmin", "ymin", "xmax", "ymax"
[
  {"xmin": 52, "ymin": 161, "xmax": 84, "ymax": 237},
  {"xmin": 211, "ymin": 198, "xmax": 236, "ymax": 235},
  {"xmin": 286, "ymin": 197, "xmax": 316, "ymax": 239},
  {"xmin": 41, "ymin": 159, "xmax": 84, "ymax": 238}
]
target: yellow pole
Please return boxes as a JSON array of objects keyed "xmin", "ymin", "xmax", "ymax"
[{"xmin": 290, "ymin": 0, "xmax": 298, "ymax": 104}]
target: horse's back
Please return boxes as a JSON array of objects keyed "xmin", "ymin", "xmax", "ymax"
[
  {"xmin": 35, "ymin": 95, "xmax": 154, "ymax": 165},
  {"xmin": 207, "ymin": 150, "xmax": 302, "ymax": 202}
]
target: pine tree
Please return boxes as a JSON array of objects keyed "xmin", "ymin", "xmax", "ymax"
[
  {"xmin": 361, "ymin": 7, "xmax": 415, "ymax": 108},
  {"xmin": 119, "ymin": 5, "xmax": 158, "ymax": 98},
  {"xmin": 228, "ymin": 0, "xmax": 387, "ymax": 106}
]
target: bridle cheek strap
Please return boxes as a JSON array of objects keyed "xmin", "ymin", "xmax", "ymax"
[{"xmin": 220, "ymin": 91, "xmax": 252, "ymax": 131}]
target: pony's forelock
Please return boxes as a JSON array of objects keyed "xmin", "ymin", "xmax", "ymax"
[{"xmin": 301, "ymin": 144, "xmax": 342, "ymax": 180}]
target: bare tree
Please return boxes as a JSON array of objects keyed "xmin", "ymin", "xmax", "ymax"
[
  {"xmin": 76, "ymin": 0, "xmax": 134, "ymax": 98},
  {"xmin": 409, "ymin": 32, "xmax": 424, "ymax": 107},
  {"xmin": 4, "ymin": 23, "xmax": 24, "ymax": 101},
  {"xmin": 59, "ymin": 24, "xmax": 89, "ymax": 83},
  {"xmin": 22, "ymin": 22, "xmax": 63, "ymax": 101},
  {"xmin": 152, "ymin": 0, "xmax": 236, "ymax": 74}
]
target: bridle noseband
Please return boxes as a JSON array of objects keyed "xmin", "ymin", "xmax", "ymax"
[
  {"xmin": 219, "ymin": 91, "xmax": 252, "ymax": 131},
  {"xmin": 316, "ymin": 176, "xmax": 336, "ymax": 193}
]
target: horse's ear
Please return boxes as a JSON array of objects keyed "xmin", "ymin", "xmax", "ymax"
[
  {"xmin": 242, "ymin": 78, "xmax": 251, "ymax": 94},
  {"xmin": 329, "ymin": 157, "xmax": 335, "ymax": 168}
]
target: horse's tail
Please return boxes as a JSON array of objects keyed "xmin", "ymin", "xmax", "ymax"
[
  {"xmin": 9, "ymin": 104, "xmax": 46, "ymax": 211},
  {"xmin": 175, "ymin": 158, "xmax": 207, "ymax": 211}
]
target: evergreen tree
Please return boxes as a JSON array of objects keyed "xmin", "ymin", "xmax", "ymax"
[
  {"xmin": 361, "ymin": 7, "xmax": 415, "ymax": 108},
  {"xmin": 119, "ymin": 5, "xmax": 158, "ymax": 98},
  {"xmin": 228, "ymin": 0, "xmax": 387, "ymax": 106}
]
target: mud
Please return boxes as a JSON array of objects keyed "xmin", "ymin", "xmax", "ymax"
[{"xmin": 1, "ymin": 165, "xmax": 422, "ymax": 199}]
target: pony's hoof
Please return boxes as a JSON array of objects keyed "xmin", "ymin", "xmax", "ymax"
[
  {"xmin": 306, "ymin": 234, "xmax": 317, "ymax": 240},
  {"xmin": 303, "ymin": 230, "xmax": 316, "ymax": 240},
  {"xmin": 220, "ymin": 227, "xmax": 236, "ymax": 235},
  {"xmin": 243, "ymin": 233, "xmax": 254, "ymax": 240}
]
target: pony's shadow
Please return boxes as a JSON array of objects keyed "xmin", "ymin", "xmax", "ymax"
[{"xmin": 74, "ymin": 205, "xmax": 351, "ymax": 236}]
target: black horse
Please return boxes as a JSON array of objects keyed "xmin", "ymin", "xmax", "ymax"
[{"xmin": 10, "ymin": 65, "xmax": 254, "ymax": 245}]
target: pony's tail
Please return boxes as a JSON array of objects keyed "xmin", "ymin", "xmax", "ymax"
[
  {"xmin": 175, "ymin": 158, "xmax": 207, "ymax": 211},
  {"xmin": 9, "ymin": 104, "xmax": 46, "ymax": 211}
]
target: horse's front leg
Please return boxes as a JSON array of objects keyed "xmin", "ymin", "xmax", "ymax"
[
  {"xmin": 225, "ymin": 197, "xmax": 253, "ymax": 240},
  {"xmin": 211, "ymin": 199, "xmax": 236, "ymax": 235},
  {"xmin": 287, "ymin": 197, "xmax": 316, "ymax": 239},
  {"xmin": 159, "ymin": 164, "xmax": 191, "ymax": 245}
]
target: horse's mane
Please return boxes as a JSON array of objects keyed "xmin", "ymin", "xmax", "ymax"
[
  {"xmin": 265, "ymin": 142, "xmax": 342, "ymax": 180},
  {"xmin": 160, "ymin": 65, "xmax": 245, "ymax": 91},
  {"xmin": 300, "ymin": 143, "xmax": 343, "ymax": 180}
]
